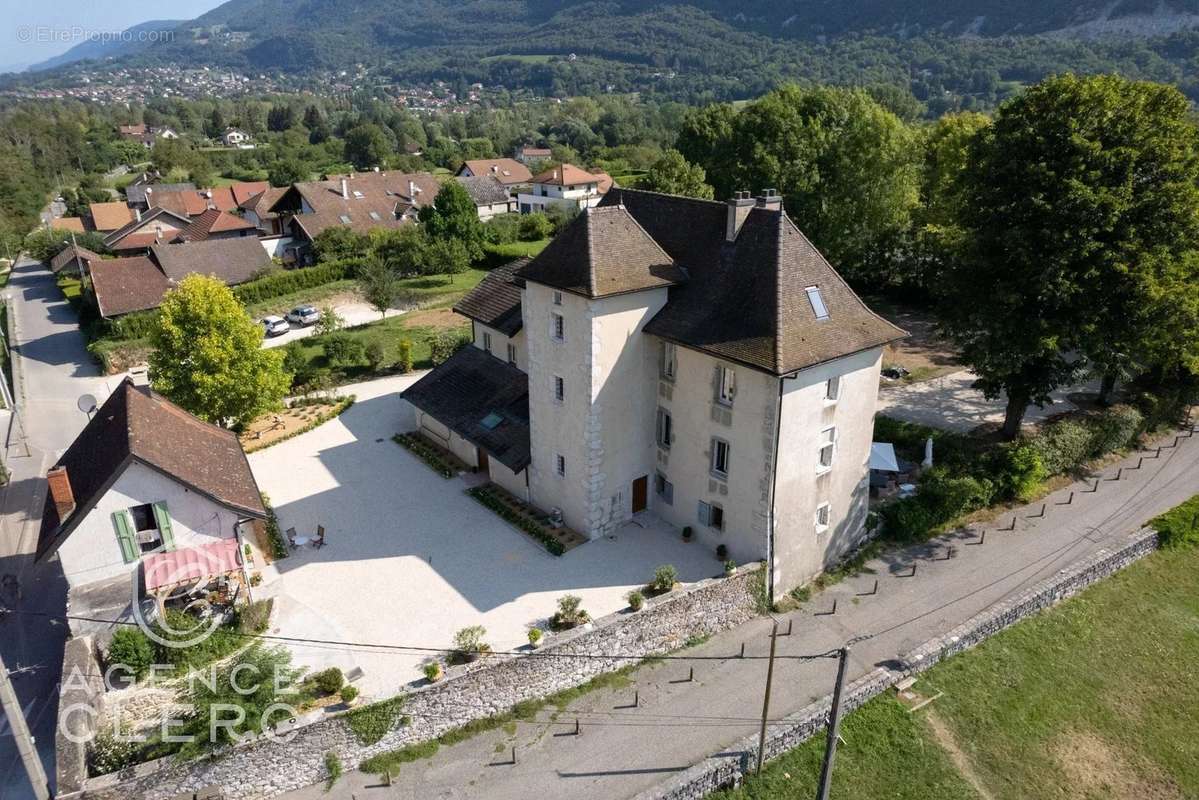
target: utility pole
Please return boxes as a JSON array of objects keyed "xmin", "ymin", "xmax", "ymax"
[
  {"xmin": 755, "ymin": 619, "xmax": 780, "ymax": 775},
  {"xmin": 816, "ymin": 645, "xmax": 851, "ymax": 800},
  {"xmin": 0, "ymin": 651, "xmax": 50, "ymax": 800}
]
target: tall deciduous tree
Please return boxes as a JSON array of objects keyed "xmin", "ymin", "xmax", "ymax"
[
  {"xmin": 640, "ymin": 149, "xmax": 714, "ymax": 199},
  {"xmin": 678, "ymin": 85, "xmax": 920, "ymax": 285},
  {"xmin": 418, "ymin": 180, "xmax": 485, "ymax": 262},
  {"xmin": 343, "ymin": 123, "xmax": 394, "ymax": 170},
  {"xmin": 357, "ymin": 256, "xmax": 401, "ymax": 318},
  {"xmin": 942, "ymin": 74, "xmax": 1199, "ymax": 437},
  {"xmin": 149, "ymin": 275, "xmax": 291, "ymax": 428}
]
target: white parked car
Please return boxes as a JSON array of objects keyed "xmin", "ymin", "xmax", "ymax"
[
  {"xmin": 261, "ymin": 315, "xmax": 290, "ymax": 337},
  {"xmin": 285, "ymin": 305, "xmax": 321, "ymax": 326}
]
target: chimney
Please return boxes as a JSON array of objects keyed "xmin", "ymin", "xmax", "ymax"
[
  {"xmin": 490, "ymin": 164, "xmax": 498, "ymax": 174},
  {"xmin": 756, "ymin": 188, "xmax": 782, "ymax": 212},
  {"xmin": 47, "ymin": 466, "xmax": 75, "ymax": 522},
  {"xmin": 340, "ymin": 178, "xmax": 349, "ymax": 199},
  {"xmin": 725, "ymin": 190, "xmax": 755, "ymax": 242},
  {"xmin": 409, "ymin": 180, "xmax": 418, "ymax": 198}
]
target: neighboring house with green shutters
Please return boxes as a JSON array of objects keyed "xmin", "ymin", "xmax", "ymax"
[{"xmin": 36, "ymin": 377, "xmax": 267, "ymax": 591}]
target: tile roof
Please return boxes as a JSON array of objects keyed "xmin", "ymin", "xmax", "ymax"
[
  {"xmin": 37, "ymin": 378, "xmax": 266, "ymax": 559},
  {"xmin": 283, "ymin": 171, "xmax": 441, "ymax": 239},
  {"xmin": 601, "ymin": 188, "xmax": 906, "ymax": 375},
  {"xmin": 49, "ymin": 244, "xmax": 101, "ymax": 274},
  {"xmin": 231, "ymin": 181, "xmax": 270, "ymax": 206},
  {"xmin": 518, "ymin": 206, "xmax": 684, "ymax": 299},
  {"xmin": 89, "ymin": 202, "xmax": 135, "ymax": 232},
  {"xmin": 102, "ymin": 207, "xmax": 192, "ymax": 250},
  {"xmin": 126, "ymin": 182, "xmax": 196, "ymax": 206},
  {"xmin": 53, "ymin": 217, "xmax": 86, "ymax": 233},
  {"xmin": 242, "ymin": 187, "xmax": 287, "ymax": 218},
  {"xmin": 531, "ymin": 163, "xmax": 607, "ymax": 188},
  {"xmin": 109, "ymin": 234, "xmax": 163, "ymax": 253},
  {"xmin": 150, "ymin": 238, "xmax": 271, "ymax": 285},
  {"xmin": 453, "ymin": 259, "xmax": 528, "ymax": 336},
  {"xmin": 205, "ymin": 186, "xmax": 238, "ymax": 211},
  {"xmin": 456, "ymin": 175, "xmax": 512, "ymax": 206},
  {"xmin": 151, "ymin": 189, "xmax": 209, "ymax": 218},
  {"xmin": 173, "ymin": 208, "xmax": 258, "ymax": 242},
  {"xmin": 89, "ymin": 256, "xmax": 173, "ymax": 318},
  {"xmin": 460, "ymin": 158, "xmax": 532, "ymax": 186},
  {"xmin": 400, "ymin": 345, "xmax": 531, "ymax": 472}
]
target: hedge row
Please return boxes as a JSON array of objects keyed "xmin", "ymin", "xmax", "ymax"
[
  {"xmin": 393, "ymin": 433, "xmax": 458, "ymax": 478},
  {"xmin": 467, "ymin": 484, "xmax": 566, "ymax": 556},
  {"xmin": 879, "ymin": 404, "xmax": 1147, "ymax": 542},
  {"xmin": 233, "ymin": 259, "xmax": 363, "ymax": 306}
]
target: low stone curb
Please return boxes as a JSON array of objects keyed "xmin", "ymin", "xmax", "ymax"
[{"xmin": 635, "ymin": 525, "xmax": 1162, "ymax": 800}]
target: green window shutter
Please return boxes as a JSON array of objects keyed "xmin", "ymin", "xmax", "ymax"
[
  {"xmin": 152, "ymin": 502, "xmax": 176, "ymax": 551},
  {"xmin": 112, "ymin": 511, "xmax": 138, "ymax": 563}
]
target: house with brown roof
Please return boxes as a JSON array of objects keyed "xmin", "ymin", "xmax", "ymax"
[
  {"xmin": 126, "ymin": 182, "xmax": 197, "ymax": 211},
  {"xmin": 102, "ymin": 207, "xmax": 192, "ymax": 254},
  {"xmin": 401, "ymin": 189, "xmax": 905, "ymax": 600},
  {"xmin": 89, "ymin": 202, "xmax": 136, "ymax": 234},
  {"xmin": 517, "ymin": 163, "xmax": 611, "ymax": 214},
  {"xmin": 514, "ymin": 145, "xmax": 553, "ymax": 165},
  {"xmin": 49, "ymin": 244, "xmax": 101, "ymax": 276},
  {"xmin": 174, "ymin": 207, "xmax": 259, "ymax": 242},
  {"xmin": 457, "ymin": 158, "xmax": 532, "ymax": 187},
  {"xmin": 267, "ymin": 171, "xmax": 442, "ymax": 253},
  {"xmin": 241, "ymin": 187, "xmax": 289, "ymax": 236},
  {"xmin": 456, "ymin": 175, "xmax": 516, "ymax": 220},
  {"xmin": 52, "ymin": 217, "xmax": 86, "ymax": 234},
  {"xmin": 89, "ymin": 238, "xmax": 272, "ymax": 318},
  {"xmin": 37, "ymin": 377, "xmax": 266, "ymax": 590}
]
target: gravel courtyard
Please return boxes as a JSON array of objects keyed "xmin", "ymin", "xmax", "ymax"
[{"xmin": 248, "ymin": 375, "xmax": 720, "ymax": 700}]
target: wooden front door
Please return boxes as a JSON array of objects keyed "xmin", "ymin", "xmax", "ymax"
[
  {"xmin": 477, "ymin": 448, "xmax": 489, "ymax": 475},
  {"xmin": 631, "ymin": 476, "xmax": 648, "ymax": 514}
]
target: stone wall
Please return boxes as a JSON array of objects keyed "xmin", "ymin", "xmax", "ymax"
[
  {"xmin": 56, "ymin": 637, "xmax": 105, "ymax": 796},
  {"xmin": 634, "ymin": 526, "xmax": 1162, "ymax": 800},
  {"xmin": 66, "ymin": 565, "xmax": 764, "ymax": 800}
]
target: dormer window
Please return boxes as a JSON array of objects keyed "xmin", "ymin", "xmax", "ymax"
[
  {"xmin": 339, "ymin": 214, "xmax": 352, "ymax": 224},
  {"xmin": 806, "ymin": 286, "xmax": 829, "ymax": 320}
]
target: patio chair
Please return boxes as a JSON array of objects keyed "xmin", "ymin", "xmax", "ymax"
[
  {"xmin": 286, "ymin": 527, "xmax": 299, "ymax": 548},
  {"xmin": 313, "ymin": 525, "xmax": 326, "ymax": 549}
]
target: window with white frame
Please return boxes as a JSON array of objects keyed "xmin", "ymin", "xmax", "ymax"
[
  {"xmin": 716, "ymin": 366, "xmax": 736, "ymax": 406},
  {"xmin": 655, "ymin": 472, "xmax": 673, "ymax": 504},
  {"xmin": 483, "ymin": 331, "xmax": 492, "ymax": 352},
  {"xmin": 806, "ymin": 285, "xmax": 830, "ymax": 320},
  {"xmin": 817, "ymin": 427, "xmax": 836, "ymax": 471},
  {"xmin": 554, "ymin": 375, "xmax": 565, "ymax": 403},
  {"xmin": 507, "ymin": 343, "xmax": 517, "ymax": 364},
  {"xmin": 711, "ymin": 437, "xmax": 730, "ymax": 478},
  {"xmin": 815, "ymin": 502, "xmax": 831, "ymax": 533},
  {"xmin": 555, "ymin": 454, "xmax": 566, "ymax": 476},
  {"xmin": 551, "ymin": 313, "xmax": 565, "ymax": 341},
  {"xmin": 825, "ymin": 375, "xmax": 841, "ymax": 402},
  {"xmin": 661, "ymin": 341, "xmax": 677, "ymax": 380},
  {"xmin": 656, "ymin": 407, "xmax": 672, "ymax": 449}
]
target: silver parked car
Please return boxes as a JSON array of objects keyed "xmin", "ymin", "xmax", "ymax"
[
  {"xmin": 261, "ymin": 315, "xmax": 290, "ymax": 337},
  {"xmin": 285, "ymin": 305, "xmax": 321, "ymax": 326}
]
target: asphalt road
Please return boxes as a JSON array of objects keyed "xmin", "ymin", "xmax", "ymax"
[
  {"xmin": 0, "ymin": 257, "xmax": 125, "ymax": 800},
  {"xmin": 284, "ymin": 423, "xmax": 1199, "ymax": 800}
]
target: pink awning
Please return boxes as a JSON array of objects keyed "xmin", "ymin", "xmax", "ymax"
[{"xmin": 143, "ymin": 538, "xmax": 242, "ymax": 593}]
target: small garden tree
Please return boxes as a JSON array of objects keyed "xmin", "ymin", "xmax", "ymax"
[
  {"xmin": 149, "ymin": 275, "xmax": 291, "ymax": 428},
  {"xmin": 418, "ymin": 180, "xmax": 486, "ymax": 261},
  {"xmin": 357, "ymin": 256, "xmax": 400, "ymax": 318}
]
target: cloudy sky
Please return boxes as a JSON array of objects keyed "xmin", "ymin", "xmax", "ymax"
[{"xmin": 0, "ymin": 0, "xmax": 226, "ymax": 73}]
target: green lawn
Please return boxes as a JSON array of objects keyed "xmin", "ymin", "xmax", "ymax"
[
  {"xmin": 288, "ymin": 312, "xmax": 468, "ymax": 379},
  {"xmin": 718, "ymin": 536, "xmax": 1199, "ymax": 799}
]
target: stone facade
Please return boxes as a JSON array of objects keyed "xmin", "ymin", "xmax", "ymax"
[
  {"xmin": 633, "ymin": 526, "xmax": 1163, "ymax": 799},
  {"xmin": 64, "ymin": 566, "xmax": 763, "ymax": 800}
]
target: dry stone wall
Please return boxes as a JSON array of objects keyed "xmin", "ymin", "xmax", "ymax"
[{"xmin": 65, "ymin": 565, "xmax": 763, "ymax": 800}]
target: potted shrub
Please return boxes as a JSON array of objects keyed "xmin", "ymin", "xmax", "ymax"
[
  {"xmin": 682, "ymin": 526, "xmax": 693, "ymax": 542},
  {"xmin": 626, "ymin": 590, "xmax": 645, "ymax": 612},
  {"xmin": 528, "ymin": 627, "xmax": 544, "ymax": 648},
  {"xmin": 452, "ymin": 625, "xmax": 490, "ymax": 663},
  {"xmin": 723, "ymin": 559, "xmax": 737, "ymax": 576},
  {"xmin": 423, "ymin": 661, "xmax": 445, "ymax": 683},
  {"xmin": 339, "ymin": 685, "xmax": 359, "ymax": 706},
  {"xmin": 550, "ymin": 595, "xmax": 590, "ymax": 630},
  {"xmin": 649, "ymin": 564, "xmax": 679, "ymax": 594},
  {"xmin": 715, "ymin": 544, "xmax": 728, "ymax": 561}
]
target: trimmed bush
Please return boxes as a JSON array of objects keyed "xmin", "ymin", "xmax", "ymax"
[
  {"xmin": 1152, "ymin": 494, "xmax": 1199, "ymax": 548},
  {"xmin": 626, "ymin": 590, "xmax": 645, "ymax": 611},
  {"xmin": 549, "ymin": 594, "xmax": 589, "ymax": 630},
  {"xmin": 527, "ymin": 627, "xmax": 543, "ymax": 646},
  {"xmin": 452, "ymin": 625, "xmax": 488, "ymax": 657},
  {"xmin": 365, "ymin": 340, "xmax": 387, "ymax": 370},
  {"xmin": 322, "ymin": 332, "xmax": 366, "ymax": 367},
  {"xmin": 233, "ymin": 259, "xmax": 362, "ymax": 306},
  {"xmin": 429, "ymin": 329, "xmax": 469, "ymax": 365},
  {"xmin": 107, "ymin": 628, "xmax": 154, "ymax": 680},
  {"xmin": 423, "ymin": 661, "xmax": 444, "ymax": 682},
  {"xmin": 340, "ymin": 685, "xmax": 359, "ymax": 704},
  {"xmin": 398, "ymin": 339, "xmax": 414, "ymax": 373},
  {"xmin": 312, "ymin": 667, "xmax": 344, "ymax": 695}
]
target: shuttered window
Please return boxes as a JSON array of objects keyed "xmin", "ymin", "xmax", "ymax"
[
  {"xmin": 152, "ymin": 501, "xmax": 176, "ymax": 551},
  {"xmin": 112, "ymin": 510, "xmax": 138, "ymax": 563}
]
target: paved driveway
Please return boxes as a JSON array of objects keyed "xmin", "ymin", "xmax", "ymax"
[
  {"xmin": 248, "ymin": 375, "xmax": 718, "ymax": 699},
  {"xmin": 260, "ymin": 302, "xmax": 405, "ymax": 349}
]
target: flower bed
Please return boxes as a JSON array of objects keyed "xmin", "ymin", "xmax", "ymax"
[
  {"xmin": 467, "ymin": 483, "xmax": 586, "ymax": 555},
  {"xmin": 393, "ymin": 433, "xmax": 466, "ymax": 478}
]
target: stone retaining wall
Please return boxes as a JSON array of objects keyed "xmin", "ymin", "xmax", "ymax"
[
  {"xmin": 56, "ymin": 637, "xmax": 105, "ymax": 796},
  {"xmin": 67, "ymin": 565, "xmax": 763, "ymax": 799},
  {"xmin": 635, "ymin": 526, "xmax": 1162, "ymax": 800}
]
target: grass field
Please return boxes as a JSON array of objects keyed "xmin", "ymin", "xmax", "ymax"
[{"xmin": 716, "ymin": 535, "xmax": 1199, "ymax": 800}]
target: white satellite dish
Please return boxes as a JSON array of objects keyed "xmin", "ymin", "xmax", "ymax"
[{"xmin": 77, "ymin": 394, "xmax": 97, "ymax": 416}]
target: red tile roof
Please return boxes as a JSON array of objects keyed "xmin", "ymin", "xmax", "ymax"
[
  {"xmin": 174, "ymin": 208, "xmax": 258, "ymax": 242},
  {"xmin": 89, "ymin": 256, "xmax": 173, "ymax": 317},
  {"xmin": 459, "ymin": 158, "xmax": 532, "ymax": 186},
  {"xmin": 231, "ymin": 181, "xmax": 270, "ymax": 206},
  {"xmin": 53, "ymin": 217, "xmax": 86, "ymax": 233},
  {"xmin": 89, "ymin": 202, "xmax": 135, "ymax": 232}
]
